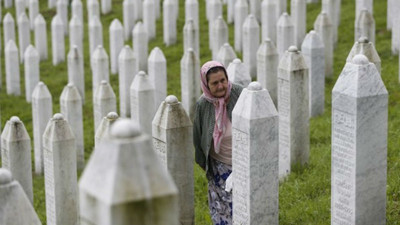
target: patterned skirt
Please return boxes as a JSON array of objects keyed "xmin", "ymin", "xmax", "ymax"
[{"xmin": 208, "ymin": 157, "xmax": 232, "ymax": 225}]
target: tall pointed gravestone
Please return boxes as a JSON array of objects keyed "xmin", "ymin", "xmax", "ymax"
[
  {"xmin": 0, "ymin": 168, "xmax": 42, "ymax": 225},
  {"xmin": 276, "ymin": 13, "xmax": 295, "ymax": 60},
  {"xmin": 5, "ymin": 40, "xmax": 20, "ymax": 96},
  {"xmin": 133, "ymin": 22, "xmax": 148, "ymax": 72},
  {"xmin": 34, "ymin": 14, "xmax": 48, "ymax": 61},
  {"xmin": 347, "ymin": 37, "xmax": 381, "ymax": 74},
  {"xmin": 148, "ymin": 47, "xmax": 167, "ymax": 108},
  {"xmin": 123, "ymin": 0, "xmax": 135, "ymax": 40},
  {"xmin": 234, "ymin": 0, "xmax": 248, "ymax": 53},
  {"xmin": 163, "ymin": 0, "xmax": 177, "ymax": 46},
  {"xmin": 354, "ymin": 9, "xmax": 375, "ymax": 45},
  {"xmin": 257, "ymin": 38, "xmax": 278, "ymax": 106},
  {"xmin": 51, "ymin": 15, "xmax": 65, "ymax": 65},
  {"xmin": 68, "ymin": 46, "xmax": 85, "ymax": 102},
  {"xmin": 109, "ymin": 19, "xmax": 124, "ymax": 74},
  {"xmin": 69, "ymin": 15, "xmax": 84, "ymax": 55},
  {"xmin": 331, "ymin": 54, "xmax": 388, "ymax": 225},
  {"xmin": 261, "ymin": 0, "xmax": 277, "ymax": 44},
  {"xmin": 1, "ymin": 116, "xmax": 33, "ymax": 203},
  {"xmin": 314, "ymin": 11, "xmax": 333, "ymax": 77},
  {"xmin": 94, "ymin": 112, "xmax": 119, "ymax": 147},
  {"xmin": 43, "ymin": 113, "xmax": 78, "ymax": 225},
  {"xmin": 242, "ymin": 14, "xmax": 260, "ymax": 79},
  {"xmin": 79, "ymin": 119, "xmax": 179, "ymax": 225},
  {"xmin": 92, "ymin": 46, "xmax": 110, "ymax": 94},
  {"xmin": 152, "ymin": 95, "xmax": 194, "ymax": 225},
  {"xmin": 232, "ymin": 82, "xmax": 279, "ymax": 225},
  {"xmin": 227, "ymin": 58, "xmax": 251, "ymax": 88},
  {"xmin": 118, "ymin": 46, "xmax": 136, "ymax": 117},
  {"xmin": 278, "ymin": 46, "xmax": 309, "ymax": 179},
  {"xmin": 180, "ymin": 48, "xmax": 200, "ymax": 120},
  {"xmin": 24, "ymin": 45, "xmax": 40, "ymax": 103},
  {"xmin": 183, "ymin": 19, "xmax": 200, "ymax": 58},
  {"xmin": 93, "ymin": 80, "xmax": 117, "ymax": 132}
]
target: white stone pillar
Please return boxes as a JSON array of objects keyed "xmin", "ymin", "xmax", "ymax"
[
  {"xmin": 331, "ymin": 54, "xmax": 387, "ymax": 225},
  {"xmin": 60, "ymin": 83, "xmax": 85, "ymax": 170},
  {"xmin": 242, "ymin": 14, "xmax": 260, "ymax": 79},
  {"xmin": 356, "ymin": 0, "xmax": 373, "ymax": 19},
  {"xmin": 314, "ymin": 11, "xmax": 333, "ymax": 77},
  {"xmin": 216, "ymin": 43, "xmax": 237, "ymax": 68},
  {"xmin": 123, "ymin": 0, "xmax": 135, "ymax": 40},
  {"xmin": 48, "ymin": 0, "xmax": 55, "ymax": 9},
  {"xmin": 355, "ymin": 9, "xmax": 375, "ymax": 45},
  {"xmin": 34, "ymin": 14, "xmax": 48, "ymax": 61},
  {"xmin": 276, "ymin": 12, "xmax": 295, "ymax": 60},
  {"xmin": 152, "ymin": 95, "xmax": 194, "ymax": 225},
  {"xmin": 143, "ymin": 0, "xmax": 156, "ymax": 40},
  {"xmin": 72, "ymin": 0, "xmax": 83, "ymax": 25},
  {"xmin": 3, "ymin": 13, "xmax": 16, "ymax": 49},
  {"xmin": 278, "ymin": 46, "xmax": 309, "ymax": 179},
  {"xmin": 110, "ymin": 19, "xmax": 124, "ymax": 75},
  {"xmin": 208, "ymin": 0, "xmax": 222, "ymax": 50},
  {"xmin": 69, "ymin": 15, "xmax": 84, "ymax": 56},
  {"xmin": 32, "ymin": 82, "xmax": 53, "ymax": 175},
  {"xmin": 301, "ymin": 31, "xmax": 325, "ymax": 117},
  {"xmin": 346, "ymin": 37, "xmax": 381, "ymax": 74},
  {"xmin": 1, "ymin": 116, "xmax": 33, "ymax": 203},
  {"xmin": 93, "ymin": 80, "xmax": 117, "ymax": 132},
  {"xmin": 92, "ymin": 46, "xmax": 110, "ymax": 94},
  {"xmin": 51, "ymin": 15, "xmax": 65, "ymax": 65},
  {"xmin": 24, "ymin": 45, "xmax": 40, "ymax": 102},
  {"xmin": 15, "ymin": 0, "xmax": 25, "ymax": 21},
  {"xmin": 101, "ymin": 0, "xmax": 112, "ymax": 14},
  {"xmin": 275, "ymin": 0, "xmax": 287, "ymax": 18},
  {"xmin": 183, "ymin": 19, "xmax": 200, "ymax": 58},
  {"xmin": 94, "ymin": 112, "xmax": 119, "ymax": 147},
  {"xmin": 4, "ymin": 0, "xmax": 13, "ymax": 8},
  {"xmin": 257, "ymin": 38, "xmax": 278, "ymax": 106},
  {"xmin": 79, "ymin": 119, "xmax": 179, "ymax": 225},
  {"xmin": 227, "ymin": 58, "xmax": 251, "ymax": 87},
  {"xmin": 87, "ymin": 0, "xmax": 100, "ymax": 22},
  {"xmin": 56, "ymin": 0, "xmax": 69, "ymax": 35},
  {"xmin": 322, "ymin": 0, "xmax": 338, "ymax": 46},
  {"xmin": 232, "ymin": 82, "xmax": 279, "ymax": 225},
  {"xmin": 134, "ymin": 0, "xmax": 143, "ymax": 21},
  {"xmin": 5, "ymin": 40, "xmax": 20, "ymax": 96},
  {"xmin": 185, "ymin": 0, "xmax": 199, "ymax": 28},
  {"xmin": 163, "ymin": 0, "xmax": 177, "ymax": 46},
  {"xmin": 0, "ymin": 168, "xmax": 41, "ymax": 225},
  {"xmin": 211, "ymin": 16, "xmax": 228, "ymax": 60},
  {"xmin": 118, "ymin": 46, "xmax": 136, "ymax": 118},
  {"xmin": 291, "ymin": 0, "xmax": 306, "ymax": 48},
  {"xmin": 261, "ymin": 0, "xmax": 277, "ymax": 44},
  {"xmin": 89, "ymin": 16, "xmax": 103, "ymax": 58},
  {"xmin": 18, "ymin": 13, "xmax": 30, "ymax": 63},
  {"xmin": 249, "ymin": 0, "xmax": 261, "ymax": 22},
  {"xmin": 43, "ymin": 113, "xmax": 79, "ymax": 225},
  {"xmin": 68, "ymin": 46, "xmax": 85, "ymax": 101},
  {"xmin": 148, "ymin": 47, "xmax": 167, "ymax": 108},
  {"xmin": 227, "ymin": 0, "xmax": 236, "ymax": 24},
  {"xmin": 234, "ymin": 0, "xmax": 248, "ymax": 53},
  {"xmin": 130, "ymin": 71, "xmax": 156, "ymax": 135},
  {"xmin": 133, "ymin": 22, "xmax": 148, "ymax": 72},
  {"xmin": 180, "ymin": 48, "xmax": 200, "ymax": 120},
  {"xmin": 29, "ymin": 0, "xmax": 39, "ymax": 30}
]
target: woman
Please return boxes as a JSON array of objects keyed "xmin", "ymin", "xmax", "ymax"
[{"xmin": 193, "ymin": 61, "xmax": 243, "ymax": 225}]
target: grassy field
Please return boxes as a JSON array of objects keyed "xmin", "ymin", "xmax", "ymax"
[{"xmin": 0, "ymin": 0, "xmax": 399, "ymax": 224}]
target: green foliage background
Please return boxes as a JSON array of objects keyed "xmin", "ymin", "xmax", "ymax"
[{"xmin": 0, "ymin": 0, "xmax": 399, "ymax": 224}]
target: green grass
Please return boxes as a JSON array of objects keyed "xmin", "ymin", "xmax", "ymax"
[{"xmin": 0, "ymin": 0, "xmax": 399, "ymax": 224}]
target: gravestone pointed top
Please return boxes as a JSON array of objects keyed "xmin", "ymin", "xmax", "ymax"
[
  {"xmin": 52, "ymin": 14, "xmax": 63, "ymax": 25},
  {"xmin": 233, "ymin": 58, "xmax": 242, "ymax": 63},
  {"xmin": 352, "ymin": 54, "xmax": 369, "ymax": 65},
  {"xmin": 18, "ymin": 12, "xmax": 29, "ymax": 22},
  {"xmin": 358, "ymin": 36, "xmax": 369, "ymax": 43},
  {"xmin": 4, "ymin": 13, "xmax": 14, "ymax": 22},
  {"xmin": 107, "ymin": 112, "xmax": 119, "ymax": 119},
  {"xmin": 288, "ymin": 45, "xmax": 298, "ymax": 52},
  {"xmin": 149, "ymin": 47, "xmax": 166, "ymax": 61},
  {"xmin": 24, "ymin": 45, "xmax": 39, "ymax": 57},
  {"xmin": 0, "ymin": 168, "xmax": 12, "ymax": 185},
  {"xmin": 53, "ymin": 113, "xmax": 64, "ymax": 120},
  {"xmin": 165, "ymin": 95, "xmax": 179, "ymax": 104},
  {"xmin": 34, "ymin": 14, "xmax": 45, "ymax": 24},
  {"xmin": 248, "ymin": 81, "xmax": 262, "ymax": 91},
  {"xmin": 277, "ymin": 12, "xmax": 293, "ymax": 27},
  {"xmin": 119, "ymin": 45, "xmax": 134, "ymax": 59},
  {"xmin": 6, "ymin": 40, "xmax": 18, "ymax": 51},
  {"xmin": 110, "ymin": 118, "xmax": 141, "ymax": 138},
  {"xmin": 90, "ymin": 15, "xmax": 101, "ymax": 25},
  {"xmin": 70, "ymin": 15, "xmax": 82, "ymax": 24},
  {"xmin": 110, "ymin": 19, "xmax": 123, "ymax": 30},
  {"xmin": 93, "ymin": 45, "xmax": 108, "ymax": 59},
  {"xmin": 10, "ymin": 116, "xmax": 21, "ymax": 123}
]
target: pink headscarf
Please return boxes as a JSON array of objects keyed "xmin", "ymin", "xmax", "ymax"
[{"xmin": 200, "ymin": 61, "xmax": 232, "ymax": 153}]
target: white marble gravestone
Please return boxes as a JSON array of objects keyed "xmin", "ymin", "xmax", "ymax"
[
  {"xmin": 356, "ymin": 0, "xmax": 373, "ymax": 19},
  {"xmin": 5, "ymin": 40, "xmax": 20, "ymax": 96},
  {"xmin": 60, "ymin": 83, "xmax": 85, "ymax": 170},
  {"xmin": 185, "ymin": 0, "xmax": 199, "ymax": 27},
  {"xmin": 163, "ymin": 0, "xmax": 177, "ymax": 46},
  {"xmin": 234, "ymin": 0, "xmax": 249, "ymax": 53},
  {"xmin": 275, "ymin": 0, "xmax": 287, "ymax": 17},
  {"xmin": 152, "ymin": 95, "xmax": 194, "ymax": 225},
  {"xmin": 56, "ymin": 0, "xmax": 68, "ymax": 35},
  {"xmin": 322, "ymin": 0, "xmax": 338, "ymax": 46},
  {"xmin": 346, "ymin": 37, "xmax": 381, "ymax": 74},
  {"xmin": 180, "ymin": 48, "xmax": 200, "ymax": 120},
  {"xmin": 211, "ymin": 16, "xmax": 228, "ymax": 60},
  {"xmin": 72, "ymin": 0, "xmax": 83, "ymax": 25},
  {"xmin": 89, "ymin": 16, "xmax": 103, "ymax": 58},
  {"xmin": 1, "ymin": 116, "xmax": 33, "ymax": 203},
  {"xmin": 277, "ymin": 13, "xmax": 295, "ymax": 60},
  {"xmin": 24, "ymin": 45, "xmax": 40, "ymax": 103},
  {"xmin": 331, "ymin": 54, "xmax": 387, "ymax": 225},
  {"xmin": 51, "ymin": 15, "xmax": 65, "ymax": 65},
  {"xmin": 392, "ymin": 16, "xmax": 400, "ymax": 55},
  {"xmin": 101, "ymin": 0, "xmax": 112, "ymax": 14},
  {"xmin": 68, "ymin": 46, "xmax": 85, "ymax": 101},
  {"xmin": 301, "ymin": 31, "xmax": 325, "ymax": 117},
  {"xmin": 130, "ymin": 71, "xmax": 156, "ymax": 135},
  {"xmin": 133, "ymin": 22, "xmax": 148, "ymax": 72},
  {"xmin": 257, "ymin": 38, "xmax": 278, "ymax": 106},
  {"xmin": 249, "ymin": 0, "xmax": 261, "ymax": 22},
  {"xmin": 143, "ymin": 0, "xmax": 156, "ymax": 40},
  {"xmin": 242, "ymin": 14, "xmax": 260, "ymax": 79},
  {"xmin": 217, "ymin": 43, "xmax": 237, "ymax": 68},
  {"xmin": 79, "ymin": 119, "xmax": 179, "ymax": 225},
  {"xmin": 109, "ymin": 19, "xmax": 124, "ymax": 74},
  {"xmin": 261, "ymin": 0, "xmax": 277, "ymax": 44},
  {"xmin": 123, "ymin": 0, "xmax": 135, "ymax": 40},
  {"xmin": 32, "ymin": 82, "xmax": 53, "ymax": 175},
  {"xmin": 3, "ymin": 13, "xmax": 16, "ymax": 51},
  {"xmin": 0, "ymin": 168, "xmax": 42, "ymax": 225},
  {"xmin": 18, "ymin": 13, "xmax": 30, "ymax": 63},
  {"xmin": 183, "ymin": 19, "xmax": 200, "ymax": 58},
  {"xmin": 15, "ymin": 0, "xmax": 25, "ymax": 23},
  {"xmin": 278, "ymin": 46, "xmax": 309, "ymax": 179},
  {"xmin": 29, "ymin": 0, "xmax": 39, "ymax": 30},
  {"xmin": 69, "ymin": 15, "xmax": 84, "ymax": 56},
  {"xmin": 93, "ymin": 80, "xmax": 117, "ymax": 132},
  {"xmin": 355, "ymin": 9, "xmax": 375, "ymax": 45},
  {"xmin": 34, "ymin": 14, "xmax": 48, "ymax": 61},
  {"xmin": 94, "ymin": 112, "xmax": 119, "ymax": 147},
  {"xmin": 291, "ymin": 0, "xmax": 306, "ymax": 48},
  {"xmin": 134, "ymin": 0, "xmax": 143, "ymax": 21},
  {"xmin": 232, "ymin": 82, "xmax": 279, "ymax": 225},
  {"xmin": 148, "ymin": 47, "xmax": 167, "ymax": 108},
  {"xmin": 118, "ymin": 46, "xmax": 136, "ymax": 117},
  {"xmin": 43, "ymin": 113, "xmax": 78, "ymax": 225},
  {"xmin": 208, "ymin": 0, "xmax": 222, "ymax": 50},
  {"xmin": 87, "ymin": 0, "xmax": 100, "ymax": 22},
  {"xmin": 227, "ymin": 58, "xmax": 251, "ymax": 88},
  {"xmin": 314, "ymin": 11, "xmax": 333, "ymax": 77},
  {"xmin": 92, "ymin": 46, "xmax": 110, "ymax": 94},
  {"xmin": 227, "ymin": 0, "xmax": 236, "ymax": 24}
]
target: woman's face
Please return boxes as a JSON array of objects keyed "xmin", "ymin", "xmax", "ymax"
[{"xmin": 207, "ymin": 70, "xmax": 228, "ymax": 98}]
